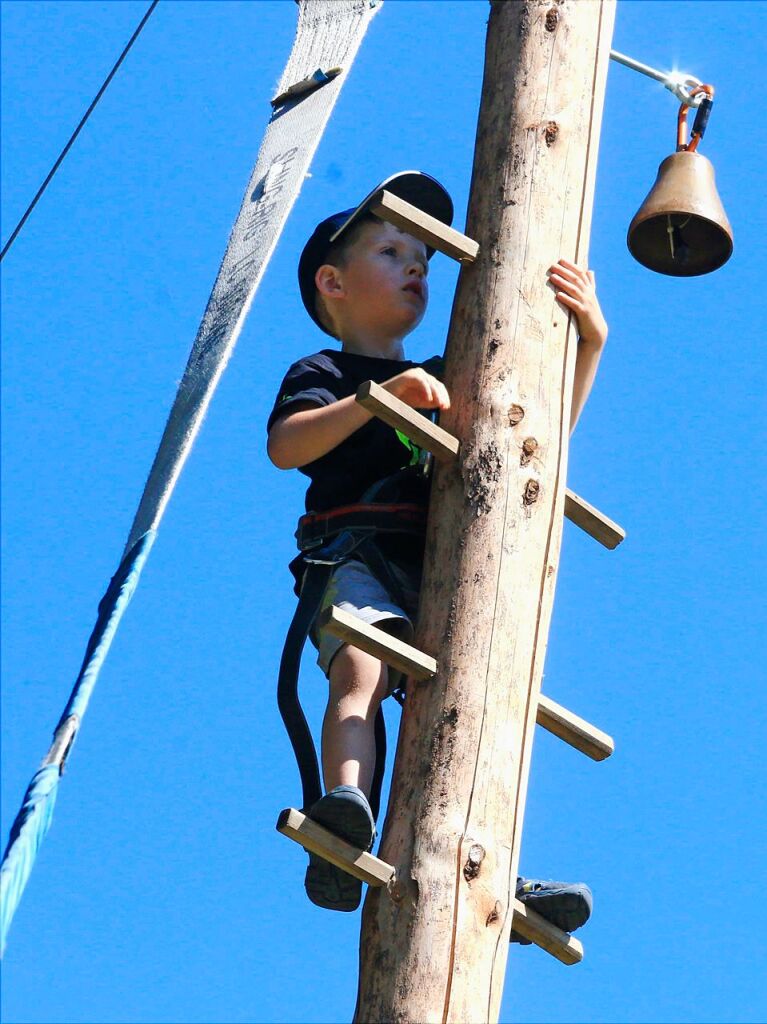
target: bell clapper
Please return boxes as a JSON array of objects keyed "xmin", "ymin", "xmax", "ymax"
[{"xmin": 667, "ymin": 215, "xmax": 692, "ymax": 263}]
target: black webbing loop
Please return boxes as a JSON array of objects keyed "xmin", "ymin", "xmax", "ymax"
[
  {"xmin": 277, "ymin": 559, "xmax": 332, "ymax": 811},
  {"xmin": 370, "ymin": 708, "xmax": 386, "ymax": 822}
]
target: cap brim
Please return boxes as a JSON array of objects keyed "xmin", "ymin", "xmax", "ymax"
[{"xmin": 328, "ymin": 170, "xmax": 454, "ymax": 248}]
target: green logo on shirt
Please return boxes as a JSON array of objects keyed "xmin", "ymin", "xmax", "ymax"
[{"xmin": 395, "ymin": 429, "xmax": 422, "ymax": 467}]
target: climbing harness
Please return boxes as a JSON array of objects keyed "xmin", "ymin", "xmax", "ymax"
[
  {"xmin": 295, "ymin": 502, "xmax": 426, "ymax": 557},
  {"xmin": 277, "ymin": 466, "xmax": 429, "ymax": 823}
]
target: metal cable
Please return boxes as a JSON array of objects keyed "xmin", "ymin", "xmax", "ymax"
[{"xmin": 0, "ymin": 0, "xmax": 159, "ymax": 263}]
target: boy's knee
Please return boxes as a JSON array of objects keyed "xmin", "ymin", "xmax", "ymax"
[{"xmin": 328, "ymin": 644, "xmax": 388, "ymax": 703}]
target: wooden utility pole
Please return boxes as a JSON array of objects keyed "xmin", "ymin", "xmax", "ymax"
[{"xmin": 355, "ymin": 2, "xmax": 615, "ymax": 1020}]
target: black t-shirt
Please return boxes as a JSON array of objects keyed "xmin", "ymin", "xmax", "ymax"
[
  {"xmin": 267, "ymin": 348, "xmax": 438, "ymax": 569},
  {"xmin": 267, "ymin": 348, "xmax": 436, "ymax": 512}
]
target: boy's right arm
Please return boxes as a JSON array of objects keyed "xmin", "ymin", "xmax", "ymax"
[{"xmin": 267, "ymin": 367, "xmax": 450, "ymax": 470}]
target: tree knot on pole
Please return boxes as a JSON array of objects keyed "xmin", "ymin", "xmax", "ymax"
[
  {"xmin": 544, "ymin": 121, "xmax": 560, "ymax": 147},
  {"xmin": 487, "ymin": 337, "xmax": 502, "ymax": 363},
  {"xmin": 485, "ymin": 901, "xmax": 503, "ymax": 927},
  {"xmin": 545, "ymin": 7, "xmax": 560, "ymax": 33},
  {"xmin": 520, "ymin": 437, "xmax": 538, "ymax": 465},
  {"xmin": 523, "ymin": 478, "xmax": 541, "ymax": 505}
]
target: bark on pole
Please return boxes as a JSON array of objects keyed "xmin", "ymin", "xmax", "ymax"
[{"xmin": 355, "ymin": 2, "xmax": 615, "ymax": 1021}]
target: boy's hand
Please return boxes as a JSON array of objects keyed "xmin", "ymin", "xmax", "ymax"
[
  {"xmin": 382, "ymin": 367, "xmax": 451, "ymax": 411},
  {"xmin": 548, "ymin": 258, "xmax": 608, "ymax": 348}
]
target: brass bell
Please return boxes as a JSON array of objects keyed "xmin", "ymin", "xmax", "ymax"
[{"xmin": 627, "ymin": 149, "xmax": 733, "ymax": 276}]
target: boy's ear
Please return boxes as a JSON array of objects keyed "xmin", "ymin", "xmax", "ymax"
[{"xmin": 315, "ymin": 263, "xmax": 345, "ymax": 300}]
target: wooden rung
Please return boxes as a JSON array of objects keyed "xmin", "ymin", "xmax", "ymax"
[
  {"xmin": 318, "ymin": 605, "xmax": 437, "ymax": 681},
  {"xmin": 356, "ymin": 380, "xmax": 460, "ymax": 462},
  {"xmin": 537, "ymin": 694, "xmax": 614, "ymax": 761},
  {"xmin": 564, "ymin": 489, "xmax": 625, "ymax": 549},
  {"xmin": 511, "ymin": 899, "xmax": 584, "ymax": 966},
  {"xmin": 370, "ymin": 190, "xmax": 479, "ymax": 263},
  {"xmin": 277, "ymin": 808, "xmax": 394, "ymax": 887}
]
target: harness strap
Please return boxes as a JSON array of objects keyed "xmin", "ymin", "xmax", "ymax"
[
  {"xmin": 278, "ymin": 468, "xmax": 428, "ymax": 822},
  {"xmin": 277, "ymin": 531, "xmax": 362, "ymax": 812},
  {"xmin": 297, "ymin": 503, "xmax": 426, "ymax": 551},
  {"xmin": 276, "ymin": 561, "xmax": 329, "ymax": 811},
  {"xmin": 277, "ymin": 528, "xmax": 419, "ymax": 821}
]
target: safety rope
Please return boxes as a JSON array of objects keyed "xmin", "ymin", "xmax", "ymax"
[{"xmin": 0, "ymin": 0, "xmax": 382, "ymax": 956}]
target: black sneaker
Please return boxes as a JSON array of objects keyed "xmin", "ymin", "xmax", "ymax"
[
  {"xmin": 304, "ymin": 785, "xmax": 376, "ymax": 912},
  {"xmin": 511, "ymin": 877, "xmax": 593, "ymax": 943}
]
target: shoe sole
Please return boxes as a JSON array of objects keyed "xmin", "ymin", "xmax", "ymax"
[{"xmin": 305, "ymin": 855, "xmax": 362, "ymax": 912}]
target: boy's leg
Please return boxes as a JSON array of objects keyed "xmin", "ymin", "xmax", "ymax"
[
  {"xmin": 304, "ymin": 557, "xmax": 416, "ymax": 911},
  {"xmin": 306, "ymin": 624, "xmax": 412, "ymax": 912},
  {"xmin": 304, "ymin": 643, "xmax": 388, "ymax": 912},
  {"xmin": 322, "ymin": 640, "xmax": 391, "ymax": 796}
]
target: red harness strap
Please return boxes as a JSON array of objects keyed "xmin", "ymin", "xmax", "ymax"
[{"xmin": 295, "ymin": 502, "xmax": 427, "ymax": 552}]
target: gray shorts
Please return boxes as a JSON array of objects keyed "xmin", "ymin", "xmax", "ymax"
[{"xmin": 309, "ymin": 557, "xmax": 421, "ymax": 690}]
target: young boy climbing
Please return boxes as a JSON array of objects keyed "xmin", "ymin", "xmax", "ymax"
[{"xmin": 267, "ymin": 172, "xmax": 607, "ymax": 931}]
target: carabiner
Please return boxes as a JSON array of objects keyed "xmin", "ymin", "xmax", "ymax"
[{"xmin": 677, "ymin": 84, "xmax": 715, "ymax": 153}]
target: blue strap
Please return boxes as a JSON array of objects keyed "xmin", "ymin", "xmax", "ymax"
[
  {"xmin": 1, "ymin": 530, "xmax": 157, "ymax": 955},
  {"xmin": 0, "ymin": 765, "xmax": 59, "ymax": 956},
  {"xmin": 59, "ymin": 531, "xmax": 156, "ymax": 725}
]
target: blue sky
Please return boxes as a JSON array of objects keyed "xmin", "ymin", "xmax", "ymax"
[{"xmin": 2, "ymin": 2, "xmax": 765, "ymax": 1022}]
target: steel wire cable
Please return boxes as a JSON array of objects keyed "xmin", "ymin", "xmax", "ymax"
[{"xmin": 0, "ymin": 0, "xmax": 159, "ymax": 262}]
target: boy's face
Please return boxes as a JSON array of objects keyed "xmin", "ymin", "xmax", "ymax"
[{"xmin": 318, "ymin": 221, "xmax": 429, "ymax": 339}]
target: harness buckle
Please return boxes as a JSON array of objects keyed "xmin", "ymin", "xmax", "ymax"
[{"xmin": 303, "ymin": 530, "xmax": 362, "ymax": 567}]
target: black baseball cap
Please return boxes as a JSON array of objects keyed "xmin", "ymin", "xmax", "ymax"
[{"xmin": 298, "ymin": 170, "xmax": 454, "ymax": 334}]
